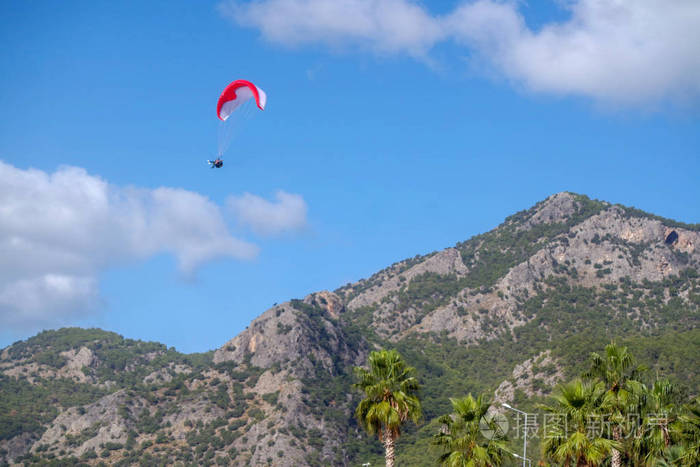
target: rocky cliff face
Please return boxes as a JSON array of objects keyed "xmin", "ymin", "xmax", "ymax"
[
  {"xmin": 0, "ymin": 292, "xmax": 369, "ymax": 466},
  {"xmin": 338, "ymin": 193, "xmax": 699, "ymax": 344},
  {"xmin": 1, "ymin": 192, "xmax": 698, "ymax": 466}
]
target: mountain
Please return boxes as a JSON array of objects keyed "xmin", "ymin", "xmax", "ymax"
[{"xmin": 1, "ymin": 192, "xmax": 698, "ymax": 466}]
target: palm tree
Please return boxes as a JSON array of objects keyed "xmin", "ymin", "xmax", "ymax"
[
  {"xmin": 652, "ymin": 444, "xmax": 687, "ymax": 467},
  {"xmin": 540, "ymin": 379, "xmax": 620, "ymax": 466},
  {"xmin": 584, "ymin": 342, "xmax": 645, "ymax": 466},
  {"xmin": 432, "ymin": 393, "xmax": 508, "ymax": 467},
  {"xmin": 630, "ymin": 381, "xmax": 700, "ymax": 467},
  {"xmin": 631, "ymin": 378, "xmax": 678, "ymax": 465},
  {"xmin": 674, "ymin": 396, "xmax": 700, "ymax": 467},
  {"xmin": 353, "ymin": 349, "xmax": 422, "ymax": 467}
]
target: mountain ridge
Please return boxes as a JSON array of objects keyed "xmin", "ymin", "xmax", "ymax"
[{"xmin": 1, "ymin": 192, "xmax": 698, "ymax": 466}]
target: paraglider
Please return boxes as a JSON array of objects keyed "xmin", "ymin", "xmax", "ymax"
[
  {"xmin": 207, "ymin": 158, "xmax": 223, "ymax": 168},
  {"xmin": 211, "ymin": 79, "xmax": 266, "ymax": 169}
]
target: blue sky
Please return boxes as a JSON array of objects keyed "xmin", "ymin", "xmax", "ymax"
[{"xmin": 1, "ymin": 0, "xmax": 699, "ymax": 353}]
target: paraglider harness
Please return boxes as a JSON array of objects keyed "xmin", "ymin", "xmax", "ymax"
[{"xmin": 208, "ymin": 158, "xmax": 223, "ymax": 168}]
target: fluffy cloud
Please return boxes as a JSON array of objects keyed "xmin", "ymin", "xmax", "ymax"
[
  {"xmin": 228, "ymin": 190, "xmax": 308, "ymax": 235},
  {"xmin": 221, "ymin": 0, "xmax": 443, "ymax": 57},
  {"xmin": 448, "ymin": 0, "xmax": 700, "ymax": 105},
  {"xmin": 223, "ymin": 0, "xmax": 700, "ymax": 105},
  {"xmin": 0, "ymin": 275, "xmax": 99, "ymax": 329},
  {"xmin": 0, "ymin": 162, "xmax": 307, "ymax": 329}
]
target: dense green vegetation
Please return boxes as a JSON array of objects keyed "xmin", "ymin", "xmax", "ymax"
[
  {"xmin": 289, "ymin": 299, "xmax": 376, "ymax": 466},
  {"xmin": 351, "ymin": 344, "xmax": 700, "ymax": 467},
  {"xmin": 540, "ymin": 343, "xmax": 700, "ymax": 466},
  {"xmin": 433, "ymin": 394, "xmax": 508, "ymax": 466},
  {"xmin": 340, "ymin": 262, "xmax": 698, "ymax": 465},
  {"xmin": 0, "ymin": 328, "xmax": 213, "ymax": 447}
]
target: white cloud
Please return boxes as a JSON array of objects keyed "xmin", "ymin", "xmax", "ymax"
[
  {"xmin": 449, "ymin": 0, "xmax": 700, "ymax": 105},
  {"xmin": 227, "ymin": 190, "xmax": 308, "ymax": 235},
  {"xmin": 223, "ymin": 0, "xmax": 700, "ymax": 105},
  {"xmin": 0, "ymin": 275, "xmax": 99, "ymax": 329},
  {"xmin": 220, "ymin": 0, "xmax": 444, "ymax": 57},
  {"xmin": 0, "ymin": 161, "xmax": 264, "ymax": 329}
]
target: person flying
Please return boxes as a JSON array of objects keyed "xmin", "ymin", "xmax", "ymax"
[{"xmin": 212, "ymin": 79, "xmax": 266, "ymax": 170}]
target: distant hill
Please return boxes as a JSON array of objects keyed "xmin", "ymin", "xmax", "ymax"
[{"xmin": 1, "ymin": 192, "xmax": 698, "ymax": 466}]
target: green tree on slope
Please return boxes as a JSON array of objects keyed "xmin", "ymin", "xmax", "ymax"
[
  {"xmin": 675, "ymin": 396, "xmax": 700, "ymax": 466},
  {"xmin": 540, "ymin": 379, "xmax": 621, "ymax": 466},
  {"xmin": 631, "ymin": 378, "xmax": 679, "ymax": 465},
  {"xmin": 584, "ymin": 342, "xmax": 646, "ymax": 467},
  {"xmin": 353, "ymin": 349, "xmax": 422, "ymax": 467},
  {"xmin": 432, "ymin": 393, "xmax": 508, "ymax": 466}
]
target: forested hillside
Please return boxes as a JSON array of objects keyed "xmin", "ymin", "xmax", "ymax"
[{"xmin": 1, "ymin": 192, "xmax": 698, "ymax": 466}]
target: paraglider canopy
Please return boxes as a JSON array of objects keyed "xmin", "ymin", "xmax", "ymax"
[{"xmin": 216, "ymin": 80, "xmax": 267, "ymax": 121}]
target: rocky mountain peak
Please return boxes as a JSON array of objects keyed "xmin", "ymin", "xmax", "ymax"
[
  {"xmin": 518, "ymin": 192, "xmax": 583, "ymax": 227},
  {"xmin": 304, "ymin": 291, "xmax": 344, "ymax": 318}
]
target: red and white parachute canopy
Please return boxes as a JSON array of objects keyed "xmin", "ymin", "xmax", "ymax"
[{"xmin": 216, "ymin": 79, "xmax": 266, "ymax": 121}]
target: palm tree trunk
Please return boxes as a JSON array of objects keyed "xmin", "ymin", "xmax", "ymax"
[
  {"xmin": 611, "ymin": 449, "xmax": 621, "ymax": 467},
  {"xmin": 611, "ymin": 425, "xmax": 622, "ymax": 467},
  {"xmin": 383, "ymin": 427, "xmax": 395, "ymax": 467}
]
